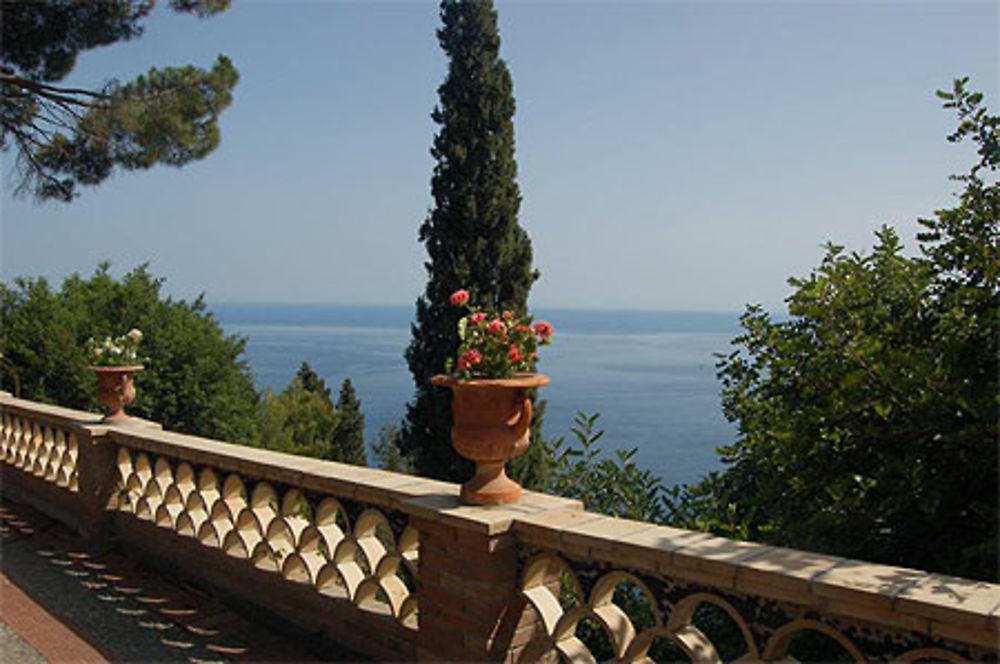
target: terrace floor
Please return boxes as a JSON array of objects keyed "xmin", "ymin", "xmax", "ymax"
[{"xmin": 0, "ymin": 497, "xmax": 330, "ymax": 663}]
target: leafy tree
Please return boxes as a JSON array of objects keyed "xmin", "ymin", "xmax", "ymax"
[
  {"xmin": 0, "ymin": 264, "xmax": 260, "ymax": 443},
  {"xmin": 257, "ymin": 368, "xmax": 367, "ymax": 465},
  {"xmin": 331, "ymin": 378, "xmax": 367, "ymax": 466},
  {"xmin": 674, "ymin": 79, "xmax": 998, "ymax": 581},
  {"xmin": 401, "ymin": 0, "xmax": 539, "ymax": 481},
  {"xmin": 1, "ymin": 0, "xmax": 238, "ymax": 201},
  {"xmin": 257, "ymin": 374, "xmax": 339, "ymax": 460}
]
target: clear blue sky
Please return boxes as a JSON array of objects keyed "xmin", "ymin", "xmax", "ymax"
[{"xmin": 2, "ymin": 1, "xmax": 996, "ymax": 310}]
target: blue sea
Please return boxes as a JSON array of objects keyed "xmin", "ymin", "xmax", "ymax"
[{"xmin": 212, "ymin": 304, "xmax": 741, "ymax": 488}]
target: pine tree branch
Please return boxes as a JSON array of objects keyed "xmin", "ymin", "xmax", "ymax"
[
  {"xmin": 4, "ymin": 122, "xmax": 71, "ymax": 199},
  {"xmin": 1, "ymin": 72, "xmax": 108, "ymax": 104}
]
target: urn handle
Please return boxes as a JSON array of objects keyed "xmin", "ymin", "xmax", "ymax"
[{"xmin": 509, "ymin": 392, "xmax": 532, "ymax": 440}]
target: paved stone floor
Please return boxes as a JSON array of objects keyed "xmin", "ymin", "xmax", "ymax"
[
  {"xmin": 0, "ymin": 497, "xmax": 328, "ymax": 662},
  {"xmin": 0, "ymin": 618, "xmax": 47, "ymax": 663}
]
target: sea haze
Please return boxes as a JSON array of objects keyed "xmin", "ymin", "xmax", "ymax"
[{"xmin": 212, "ymin": 303, "xmax": 740, "ymax": 487}]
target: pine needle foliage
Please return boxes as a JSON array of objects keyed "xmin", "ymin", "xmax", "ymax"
[
  {"xmin": 332, "ymin": 378, "xmax": 367, "ymax": 466},
  {"xmin": 1, "ymin": 0, "xmax": 237, "ymax": 201}
]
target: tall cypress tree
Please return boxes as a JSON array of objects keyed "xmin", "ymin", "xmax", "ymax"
[{"xmin": 401, "ymin": 0, "xmax": 538, "ymax": 481}]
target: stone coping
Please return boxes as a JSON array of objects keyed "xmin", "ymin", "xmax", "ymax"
[
  {"xmin": 0, "ymin": 393, "xmax": 108, "ymax": 432},
  {"xmin": 515, "ymin": 510, "xmax": 1000, "ymax": 647}
]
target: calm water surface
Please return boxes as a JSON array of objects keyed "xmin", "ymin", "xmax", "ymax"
[{"xmin": 213, "ymin": 303, "xmax": 740, "ymax": 487}]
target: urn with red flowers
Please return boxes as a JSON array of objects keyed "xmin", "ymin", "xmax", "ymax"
[{"xmin": 431, "ymin": 289, "xmax": 554, "ymax": 505}]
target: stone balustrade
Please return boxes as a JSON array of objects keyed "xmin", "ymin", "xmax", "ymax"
[
  {"xmin": 1, "ymin": 392, "xmax": 997, "ymax": 662},
  {"xmin": 2, "ymin": 403, "xmax": 80, "ymax": 490},
  {"xmin": 0, "ymin": 397, "xmax": 107, "ymax": 538},
  {"xmin": 515, "ymin": 511, "xmax": 999, "ymax": 662}
]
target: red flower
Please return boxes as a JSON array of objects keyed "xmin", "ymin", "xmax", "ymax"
[
  {"xmin": 449, "ymin": 289, "xmax": 470, "ymax": 306},
  {"xmin": 508, "ymin": 344, "xmax": 522, "ymax": 362},
  {"xmin": 533, "ymin": 321, "xmax": 555, "ymax": 339},
  {"xmin": 470, "ymin": 312, "xmax": 487, "ymax": 324},
  {"xmin": 458, "ymin": 349, "xmax": 482, "ymax": 371},
  {"xmin": 514, "ymin": 323, "xmax": 531, "ymax": 333},
  {"xmin": 488, "ymin": 319, "xmax": 505, "ymax": 333}
]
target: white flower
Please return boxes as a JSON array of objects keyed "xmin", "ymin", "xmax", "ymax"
[
  {"xmin": 93, "ymin": 348, "xmax": 104, "ymax": 357},
  {"xmin": 109, "ymin": 345, "xmax": 122, "ymax": 356},
  {"xmin": 127, "ymin": 328, "xmax": 143, "ymax": 342}
]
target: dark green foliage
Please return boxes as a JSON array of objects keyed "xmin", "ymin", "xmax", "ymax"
[
  {"xmin": 296, "ymin": 361, "xmax": 331, "ymax": 399},
  {"xmin": 1, "ymin": 0, "xmax": 237, "ymax": 201},
  {"xmin": 545, "ymin": 412, "xmax": 666, "ymax": 523},
  {"xmin": 331, "ymin": 378, "xmax": 367, "ymax": 466},
  {"xmin": 257, "ymin": 373, "xmax": 339, "ymax": 460},
  {"xmin": 672, "ymin": 80, "xmax": 998, "ymax": 581},
  {"xmin": 786, "ymin": 630, "xmax": 857, "ymax": 663},
  {"xmin": 401, "ymin": 0, "xmax": 539, "ymax": 481},
  {"xmin": 258, "ymin": 369, "xmax": 368, "ymax": 465},
  {"xmin": 371, "ymin": 425, "xmax": 413, "ymax": 473},
  {"xmin": 0, "ymin": 264, "xmax": 260, "ymax": 443},
  {"xmin": 508, "ymin": 398, "xmax": 556, "ymax": 490}
]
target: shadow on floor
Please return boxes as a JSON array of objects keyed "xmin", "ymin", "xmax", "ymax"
[{"xmin": 1, "ymin": 497, "xmax": 330, "ymax": 663}]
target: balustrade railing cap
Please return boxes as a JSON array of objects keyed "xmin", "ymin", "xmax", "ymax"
[{"xmin": 403, "ymin": 491, "xmax": 581, "ymax": 535}]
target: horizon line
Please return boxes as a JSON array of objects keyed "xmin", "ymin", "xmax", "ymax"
[{"xmin": 208, "ymin": 300, "xmax": 772, "ymax": 316}]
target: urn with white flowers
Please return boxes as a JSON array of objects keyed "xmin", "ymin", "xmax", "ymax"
[{"xmin": 87, "ymin": 329, "xmax": 144, "ymax": 422}]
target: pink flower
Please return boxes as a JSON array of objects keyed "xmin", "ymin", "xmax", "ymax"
[
  {"xmin": 458, "ymin": 349, "xmax": 482, "ymax": 371},
  {"xmin": 502, "ymin": 310, "xmax": 514, "ymax": 320},
  {"xmin": 508, "ymin": 344, "xmax": 522, "ymax": 362},
  {"xmin": 533, "ymin": 321, "xmax": 555, "ymax": 339},
  {"xmin": 488, "ymin": 319, "xmax": 505, "ymax": 333},
  {"xmin": 470, "ymin": 312, "xmax": 487, "ymax": 324},
  {"xmin": 514, "ymin": 323, "xmax": 531, "ymax": 333},
  {"xmin": 449, "ymin": 289, "xmax": 470, "ymax": 306}
]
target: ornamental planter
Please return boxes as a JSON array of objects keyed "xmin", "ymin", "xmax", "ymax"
[
  {"xmin": 431, "ymin": 373, "xmax": 550, "ymax": 505},
  {"xmin": 90, "ymin": 365, "xmax": 143, "ymax": 423}
]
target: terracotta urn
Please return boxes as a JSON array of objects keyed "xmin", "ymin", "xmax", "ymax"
[
  {"xmin": 90, "ymin": 365, "xmax": 143, "ymax": 422},
  {"xmin": 431, "ymin": 373, "xmax": 550, "ymax": 505}
]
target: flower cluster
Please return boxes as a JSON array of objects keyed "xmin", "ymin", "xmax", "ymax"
[
  {"xmin": 445, "ymin": 289, "xmax": 554, "ymax": 379},
  {"xmin": 86, "ymin": 329, "xmax": 144, "ymax": 367}
]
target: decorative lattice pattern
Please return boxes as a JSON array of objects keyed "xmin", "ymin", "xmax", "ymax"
[
  {"xmin": 0, "ymin": 412, "xmax": 79, "ymax": 491},
  {"xmin": 114, "ymin": 447, "xmax": 419, "ymax": 627},
  {"xmin": 520, "ymin": 553, "xmax": 980, "ymax": 663}
]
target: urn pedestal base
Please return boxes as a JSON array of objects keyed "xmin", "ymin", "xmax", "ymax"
[{"xmin": 460, "ymin": 460, "xmax": 522, "ymax": 505}]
